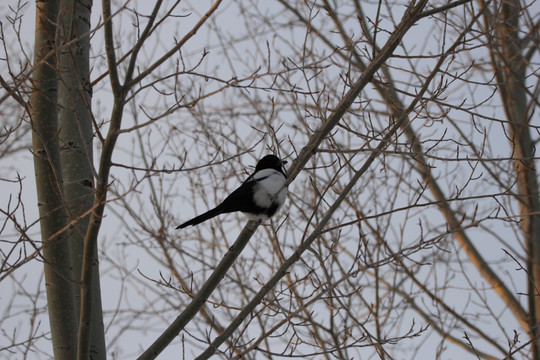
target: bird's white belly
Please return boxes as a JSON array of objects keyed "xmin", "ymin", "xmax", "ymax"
[
  {"xmin": 250, "ymin": 169, "xmax": 287, "ymax": 218},
  {"xmin": 252, "ymin": 185, "xmax": 287, "ymax": 208}
]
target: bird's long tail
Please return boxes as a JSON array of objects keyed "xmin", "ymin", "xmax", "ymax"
[{"xmin": 176, "ymin": 206, "xmax": 224, "ymax": 229}]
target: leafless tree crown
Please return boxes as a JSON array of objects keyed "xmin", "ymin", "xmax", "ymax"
[{"xmin": 0, "ymin": 0, "xmax": 539, "ymax": 359}]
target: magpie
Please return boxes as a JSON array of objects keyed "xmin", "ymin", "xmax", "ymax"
[{"xmin": 176, "ymin": 155, "xmax": 288, "ymax": 229}]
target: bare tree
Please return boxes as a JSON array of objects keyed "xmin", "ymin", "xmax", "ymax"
[{"xmin": 1, "ymin": 0, "xmax": 539, "ymax": 359}]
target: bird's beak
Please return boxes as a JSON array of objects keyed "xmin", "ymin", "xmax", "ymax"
[{"xmin": 282, "ymin": 160, "xmax": 288, "ymax": 165}]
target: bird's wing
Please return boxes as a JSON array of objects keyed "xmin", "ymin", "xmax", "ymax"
[{"xmin": 219, "ymin": 180, "xmax": 261, "ymax": 214}]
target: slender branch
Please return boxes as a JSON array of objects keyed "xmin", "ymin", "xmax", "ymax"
[
  {"xmin": 126, "ymin": 0, "xmax": 223, "ymax": 88},
  {"xmin": 416, "ymin": 0, "xmax": 474, "ymax": 20},
  {"xmin": 102, "ymin": 0, "xmax": 121, "ymax": 96},
  {"xmin": 123, "ymin": 0, "xmax": 164, "ymax": 85},
  {"xmin": 0, "ymin": 75, "xmax": 25, "ymax": 107}
]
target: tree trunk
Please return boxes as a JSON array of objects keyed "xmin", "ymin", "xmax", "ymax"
[
  {"xmin": 485, "ymin": 0, "xmax": 540, "ymax": 356},
  {"xmin": 30, "ymin": 1, "xmax": 78, "ymax": 358},
  {"xmin": 57, "ymin": 0, "xmax": 107, "ymax": 358}
]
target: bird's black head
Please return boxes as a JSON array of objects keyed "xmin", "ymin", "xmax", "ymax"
[{"xmin": 255, "ymin": 154, "xmax": 287, "ymax": 174}]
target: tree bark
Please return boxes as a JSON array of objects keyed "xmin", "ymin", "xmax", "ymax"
[
  {"xmin": 57, "ymin": 0, "xmax": 107, "ymax": 358},
  {"xmin": 486, "ymin": 0, "xmax": 540, "ymax": 356},
  {"xmin": 30, "ymin": 1, "xmax": 78, "ymax": 358}
]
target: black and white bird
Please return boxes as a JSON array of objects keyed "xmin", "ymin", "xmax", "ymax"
[{"xmin": 176, "ymin": 154, "xmax": 288, "ymax": 229}]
